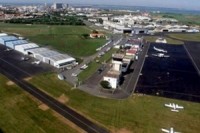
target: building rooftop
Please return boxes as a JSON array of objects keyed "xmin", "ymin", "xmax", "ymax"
[
  {"xmin": 0, "ymin": 35, "xmax": 18, "ymax": 41},
  {"xmin": 27, "ymin": 47, "xmax": 49, "ymax": 54},
  {"xmin": 105, "ymin": 70, "xmax": 121, "ymax": 78},
  {"xmin": 126, "ymin": 49, "xmax": 137, "ymax": 55},
  {"xmin": 27, "ymin": 47, "xmax": 75, "ymax": 63},
  {"xmin": 17, "ymin": 43, "xmax": 39, "ymax": 50},
  {"xmin": 112, "ymin": 53, "xmax": 124, "ymax": 59},
  {"xmin": 47, "ymin": 53, "xmax": 73, "ymax": 61},
  {"xmin": 6, "ymin": 39, "xmax": 28, "ymax": 45}
]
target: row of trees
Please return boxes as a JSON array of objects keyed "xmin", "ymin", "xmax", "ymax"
[{"xmin": 5, "ymin": 16, "xmax": 85, "ymax": 25}]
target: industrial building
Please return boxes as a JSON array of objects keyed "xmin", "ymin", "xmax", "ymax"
[
  {"xmin": 26, "ymin": 47, "xmax": 76, "ymax": 68},
  {"xmin": 0, "ymin": 33, "xmax": 76, "ymax": 68}
]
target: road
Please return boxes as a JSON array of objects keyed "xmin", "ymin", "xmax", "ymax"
[
  {"xmin": 78, "ymin": 39, "xmax": 150, "ymax": 99},
  {"xmin": 62, "ymin": 34, "xmax": 123, "ymax": 85},
  {"xmin": 0, "ymin": 45, "xmax": 109, "ymax": 133}
]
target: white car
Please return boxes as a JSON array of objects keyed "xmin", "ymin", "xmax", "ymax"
[
  {"xmin": 80, "ymin": 64, "xmax": 88, "ymax": 70},
  {"xmin": 71, "ymin": 73, "xmax": 78, "ymax": 77}
]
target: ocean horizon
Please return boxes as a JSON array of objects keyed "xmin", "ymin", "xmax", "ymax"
[{"xmin": 1, "ymin": 2, "xmax": 200, "ymax": 15}]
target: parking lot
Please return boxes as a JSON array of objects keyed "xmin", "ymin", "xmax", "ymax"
[{"xmin": 135, "ymin": 43, "xmax": 200, "ymax": 102}]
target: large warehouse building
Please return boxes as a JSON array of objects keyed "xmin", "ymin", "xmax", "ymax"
[
  {"xmin": 26, "ymin": 47, "xmax": 76, "ymax": 68},
  {"xmin": 0, "ymin": 33, "xmax": 76, "ymax": 68}
]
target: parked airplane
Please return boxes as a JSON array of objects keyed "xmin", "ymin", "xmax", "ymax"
[
  {"xmin": 161, "ymin": 127, "xmax": 181, "ymax": 133},
  {"xmin": 31, "ymin": 61, "xmax": 41, "ymax": 65},
  {"xmin": 164, "ymin": 103, "xmax": 184, "ymax": 112},
  {"xmin": 152, "ymin": 53, "xmax": 170, "ymax": 58},
  {"xmin": 4, "ymin": 48, "xmax": 12, "ymax": 52},
  {"xmin": 21, "ymin": 57, "xmax": 29, "ymax": 61},
  {"xmin": 153, "ymin": 46, "xmax": 167, "ymax": 53}
]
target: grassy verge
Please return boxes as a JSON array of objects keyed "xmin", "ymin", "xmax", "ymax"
[
  {"xmin": 144, "ymin": 36, "xmax": 183, "ymax": 44},
  {"xmin": 168, "ymin": 33, "xmax": 200, "ymax": 42},
  {"xmin": 78, "ymin": 48, "xmax": 118, "ymax": 81},
  {"xmin": 0, "ymin": 75, "xmax": 78, "ymax": 133},
  {"xmin": 29, "ymin": 72, "xmax": 200, "ymax": 133},
  {"xmin": 0, "ymin": 23, "xmax": 106, "ymax": 57}
]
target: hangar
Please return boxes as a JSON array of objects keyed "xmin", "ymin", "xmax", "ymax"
[
  {"xmin": 14, "ymin": 43, "xmax": 39, "ymax": 54},
  {"xmin": 26, "ymin": 47, "xmax": 76, "ymax": 68},
  {"xmin": 0, "ymin": 33, "xmax": 76, "ymax": 69},
  {"xmin": 5, "ymin": 39, "xmax": 28, "ymax": 49},
  {"xmin": 0, "ymin": 35, "xmax": 18, "ymax": 45}
]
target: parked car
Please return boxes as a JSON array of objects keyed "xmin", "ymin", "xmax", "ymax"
[{"xmin": 71, "ymin": 73, "xmax": 78, "ymax": 77}]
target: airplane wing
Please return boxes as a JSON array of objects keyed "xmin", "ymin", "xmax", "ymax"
[
  {"xmin": 161, "ymin": 128, "xmax": 169, "ymax": 133},
  {"xmin": 175, "ymin": 105, "xmax": 184, "ymax": 109},
  {"xmin": 164, "ymin": 103, "xmax": 173, "ymax": 108}
]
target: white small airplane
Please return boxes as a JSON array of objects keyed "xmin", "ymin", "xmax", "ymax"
[
  {"xmin": 31, "ymin": 61, "xmax": 41, "ymax": 65},
  {"xmin": 161, "ymin": 127, "xmax": 181, "ymax": 133},
  {"xmin": 153, "ymin": 46, "xmax": 167, "ymax": 53},
  {"xmin": 164, "ymin": 103, "xmax": 184, "ymax": 112},
  {"xmin": 4, "ymin": 48, "xmax": 12, "ymax": 52},
  {"xmin": 152, "ymin": 53, "xmax": 170, "ymax": 58}
]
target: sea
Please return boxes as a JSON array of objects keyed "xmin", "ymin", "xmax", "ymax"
[
  {"xmin": 2, "ymin": 3, "xmax": 200, "ymax": 15},
  {"xmin": 89, "ymin": 5, "xmax": 200, "ymax": 15}
]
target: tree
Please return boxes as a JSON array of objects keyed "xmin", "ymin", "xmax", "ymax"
[
  {"xmin": 82, "ymin": 33, "xmax": 89, "ymax": 39},
  {"xmin": 100, "ymin": 80, "xmax": 111, "ymax": 89},
  {"xmin": 92, "ymin": 30, "xmax": 98, "ymax": 34},
  {"xmin": 98, "ymin": 18, "xmax": 103, "ymax": 24}
]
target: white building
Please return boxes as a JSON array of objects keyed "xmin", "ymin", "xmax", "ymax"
[
  {"xmin": 26, "ymin": 47, "xmax": 76, "ymax": 68},
  {"xmin": 103, "ymin": 70, "xmax": 121, "ymax": 89},
  {"xmin": 14, "ymin": 43, "xmax": 39, "ymax": 54},
  {"xmin": 0, "ymin": 33, "xmax": 76, "ymax": 68}
]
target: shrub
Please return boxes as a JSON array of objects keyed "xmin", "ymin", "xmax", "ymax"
[{"xmin": 100, "ymin": 80, "xmax": 111, "ymax": 89}]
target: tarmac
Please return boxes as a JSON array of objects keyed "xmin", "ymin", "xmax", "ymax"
[{"xmin": 135, "ymin": 43, "xmax": 200, "ymax": 102}]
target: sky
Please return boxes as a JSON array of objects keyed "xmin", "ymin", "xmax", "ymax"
[{"xmin": 2, "ymin": 0, "xmax": 200, "ymax": 10}]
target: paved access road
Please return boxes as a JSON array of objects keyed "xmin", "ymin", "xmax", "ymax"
[
  {"xmin": 62, "ymin": 34, "xmax": 123, "ymax": 85},
  {"xmin": 0, "ymin": 45, "xmax": 109, "ymax": 133},
  {"xmin": 79, "ymin": 41, "xmax": 150, "ymax": 99}
]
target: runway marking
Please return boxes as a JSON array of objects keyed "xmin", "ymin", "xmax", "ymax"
[
  {"xmin": 0, "ymin": 57, "xmax": 32, "ymax": 76},
  {"xmin": 183, "ymin": 44, "xmax": 200, "ymax": 76},
  {"xmin": 0, "ymin": 58, "xmax": 106, "ymax": 133}
]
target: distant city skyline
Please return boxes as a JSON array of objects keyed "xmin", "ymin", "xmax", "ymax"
[{"xmin": 1, "ymin": 0, "xmax": 200, "ymax": 10}]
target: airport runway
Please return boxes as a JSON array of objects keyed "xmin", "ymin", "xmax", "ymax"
[{"xmin": 0, "ymin": 45, "xmax": 109, "ymax": 133}]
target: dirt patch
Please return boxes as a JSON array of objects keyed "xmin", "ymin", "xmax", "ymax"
[
  {"xmin": 24, "ymin": 77, "xmax": 32, "ymax": 81},
  {"xmin": 6, "ymin": 81, "xmax": 15, "ymax": 86},
  {"xmin": 52, "ymin": 111, "xmax": 87, "ymax": 133},
  {"xmin": 38, "ymin": 104, "xmax": 49, "ymax": 111},
  {"xmin": 57, "ymin": 94, "xmax": 69, "ymax": 104},
  {"xmin": 111, "ymin": 128, "xmax": 133, "ymax": 133}
]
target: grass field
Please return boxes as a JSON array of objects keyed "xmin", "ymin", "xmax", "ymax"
[
  {"xmin": 78, "ymin": 48, "xmax": 118, "ymax": 81},
  {"xmin": 0, "ymin": 75, "xmax": 78, "ymax": 133},
  {"xmin": 0, "ymin": 23, "xmax": 106, "ymax": 57},
  {"xmin": 29, "ymin": 73, "xmax": 200, "ymax": 133},
  {"xmin": 144, "ymin": 36, "xmax": 183, "ymax": 44},
  {"xmin": 168, "ymin": 33, "xmax": 200, "ymax": 42}
]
